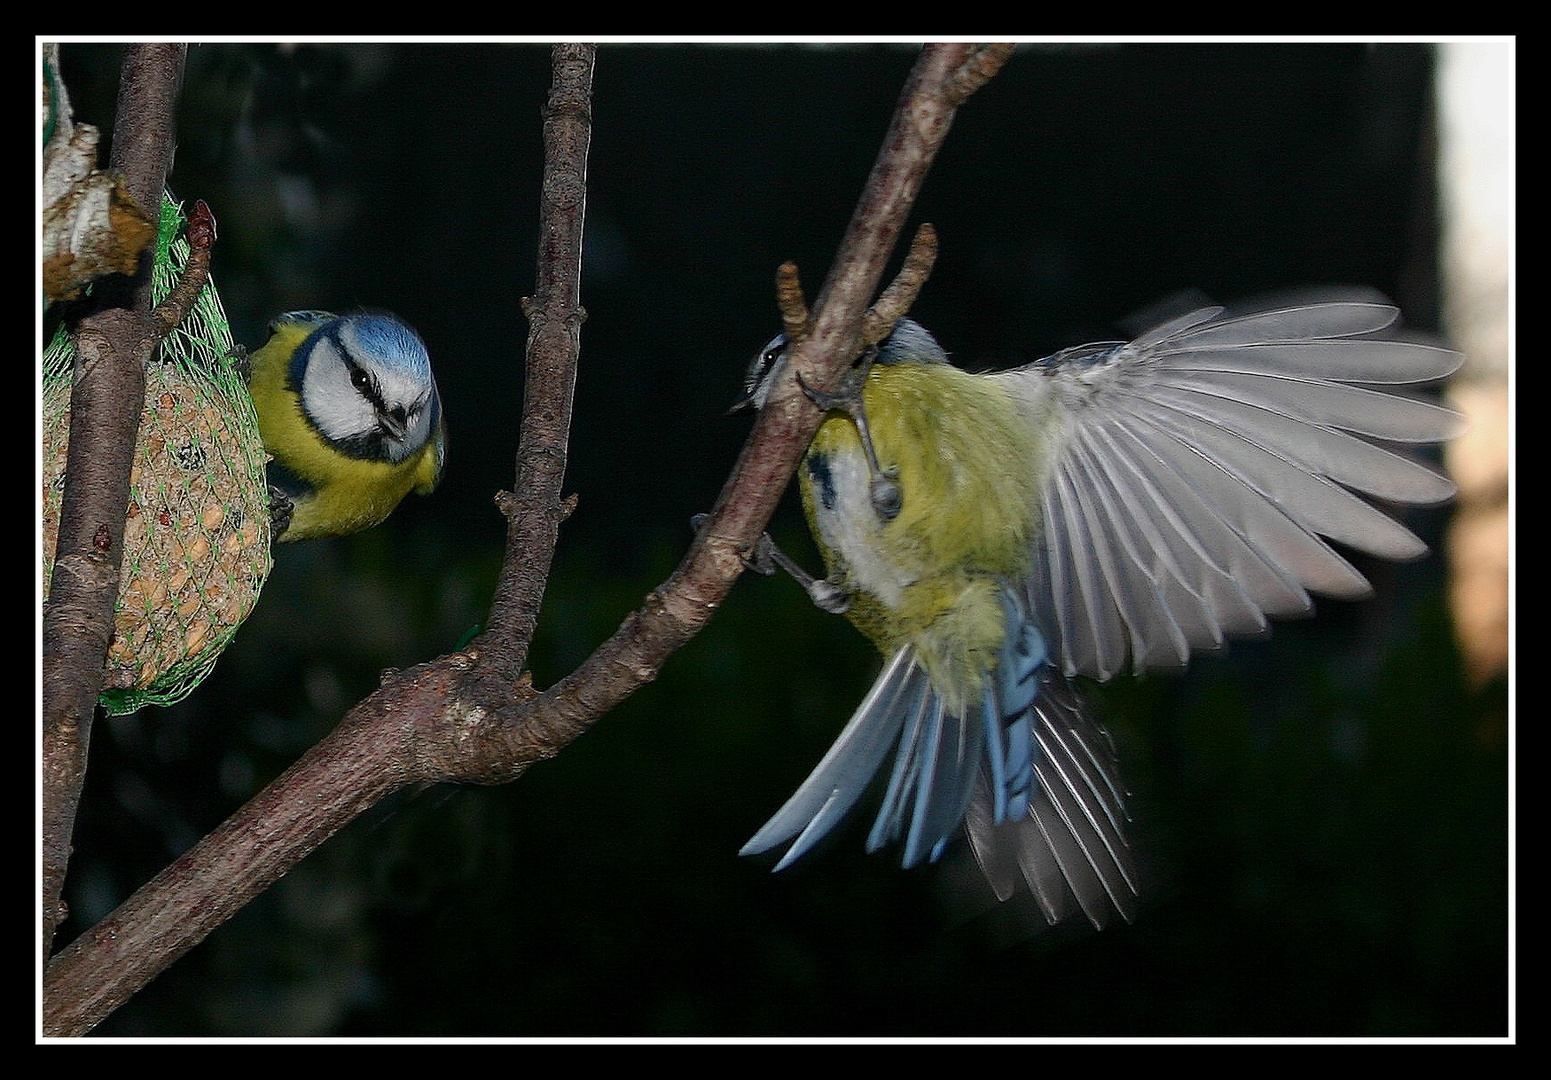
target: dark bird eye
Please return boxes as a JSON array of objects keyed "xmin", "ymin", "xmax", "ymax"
[
  {"xmin": 759, "ymin": 337, "xmax": 787, "ymax": 375},
  {"xmin": 351, "ymin": 367, "xmax": 372, "ymax": 391}
]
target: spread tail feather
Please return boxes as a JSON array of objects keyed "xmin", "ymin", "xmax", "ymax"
[
  {"xmin": 744, "ymin": 599, "xmax": 1138, "ymax": 930},
  {"xmin": 965, "ymin": 672, "xmax": 1140, "ymax": 930}
]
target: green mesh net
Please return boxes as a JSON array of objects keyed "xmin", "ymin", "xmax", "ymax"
[{"xmin": 42, "ymin": 194, "xmax": 273, "ymax": 715}]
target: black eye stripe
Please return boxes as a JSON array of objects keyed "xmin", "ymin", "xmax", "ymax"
[
  {"xmin": 745, "ymin": 338, "xmax": 787, "ymax": 393},
  {"xmin": 344, "ymin": 356, "xmax": 387, "ymax": 409}
]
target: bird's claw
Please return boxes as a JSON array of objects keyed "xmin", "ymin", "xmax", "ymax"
[
  {"xmin": 805, "ymin": 578, "xmax": 852, "ymax": 615},
  {"xmin": 745, "ymin": 531, "xmax": 780, "ymax": 576},
  {"xmin": 227, "ymin": 344, "xmax": 252, "ymax": 384},
  {"xmin": 796, "ymin": 362, "xmax": 865, "ymax": 415},
  {"xmin": 268, "ymin": 485, "xmax": 293, "ymax": 541}
]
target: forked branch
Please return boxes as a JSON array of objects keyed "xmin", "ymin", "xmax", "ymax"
[{"xmin": 42, "ymin": 42, "xmax": 1012, "ymax": 1036}]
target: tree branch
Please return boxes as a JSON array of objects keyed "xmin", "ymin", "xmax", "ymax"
[
  {"xmin": 41, "ymin": 42, "xmax": 1012, "ymax": 1036},
  {"xmin": 483, "ymin": 43, "xmax": 595, "ymax": 688},
  {"xmin": 441, "ymin": 42, "xmax": 1008, "ymax": 768},
  {"xmin": 41, "ymin": 43, "xmax": 186, "ymax": 965}
]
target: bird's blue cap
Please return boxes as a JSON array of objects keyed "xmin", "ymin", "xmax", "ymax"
[{"xmin": 337, "ymin": 313, "xmax": 433, "ymax": 377}]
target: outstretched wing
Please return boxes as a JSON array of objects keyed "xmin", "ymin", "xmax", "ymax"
[{"xmin": 990, "ymin": 289, "xmax": 1464, "ymax": 681}]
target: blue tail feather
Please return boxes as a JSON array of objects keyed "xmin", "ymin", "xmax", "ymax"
[
  {"xmin": 968, "ymin": 671, "xmax": 1140, "ymax": 929},
  {"xmin": 744, "ymin": 590, "xmax": 1139, "ymax": 930},
  {"xmin": 983, "ymin": 597, "xmax": 1045, "ymax": 826},
  {"xmin": 867, "ymin": 687, "xmax": 985, "ymax": 868},
  {"xmin": 740, "ymin": 648, "xmax": 924, "ymax": 867}
]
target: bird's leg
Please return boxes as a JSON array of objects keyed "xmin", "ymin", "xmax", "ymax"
[
  {"xmin": 691, "ymin": 515, "xmax": 852, "ymax": 614},
  {"xmin": 797, "ymin": 346, "xmax": 902, "ymax": 522},
  {"xmin": 747, "ymin": 533, "xmax": 853, "ymax": 614}
]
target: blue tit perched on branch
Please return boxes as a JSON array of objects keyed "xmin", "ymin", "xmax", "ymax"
[
  {"xmin": 736, "ymin": 291, "xmax": 1463, "ymax": 929},
  {"xmin": 246, "ymin": 310, "xmax": 446, "ymax": 542}
]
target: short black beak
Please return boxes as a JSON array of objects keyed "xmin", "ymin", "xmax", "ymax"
[
  {"xmin": 727, "ymin": 388, "xmax": 758, "ymax": 416},
  {"xmin": 378, "ymin": 407, "xmax": 408, "ymax": 441}
]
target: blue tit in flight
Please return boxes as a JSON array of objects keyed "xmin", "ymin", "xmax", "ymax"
[
  {"xmin": 246, "ymin": 310, "xmax": 446, "ymax": 542},
  {"xmin": 735, "ymin": 290, "xmax": 1462, "ymax": 929}
]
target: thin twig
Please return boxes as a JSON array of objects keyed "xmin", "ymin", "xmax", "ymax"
[
  {"xmin": 149, "ymin": 199, "xmax": 216, "ymax": 336},
  {"xmin": 777, "ymin": 262, "xmax": 812, "ymax": 344},
  {"xmin": 483, "ymin": 42, "xmax": 595, "ymax": 687},
  {"xmin": 861, "ymin": 222, "xmax": 938, "ymax": 346}
]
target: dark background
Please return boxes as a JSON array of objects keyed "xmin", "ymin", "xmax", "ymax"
[{"xmin": 49, "ymin": 41, "xmax": 1507, "ymax": 1038}]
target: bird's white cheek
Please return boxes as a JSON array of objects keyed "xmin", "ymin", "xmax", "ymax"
[{"xmin": 301, "ymin": 362, "xmax": 375, "ymax": 444}]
